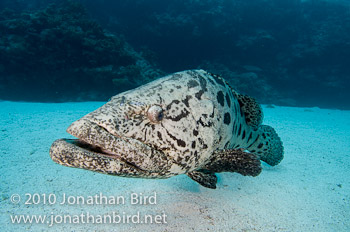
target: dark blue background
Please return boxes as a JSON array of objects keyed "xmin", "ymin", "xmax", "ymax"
[{"xmin": 1, "ymin": 0, "xmax": 349, "ymax": 109}]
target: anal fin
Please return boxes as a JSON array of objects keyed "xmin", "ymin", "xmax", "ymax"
[
  {"xmin": 204, "ymin": 149, "xmax": 262, "ymax": 177},
  {"xmin": 187, "ymin": 170, "xmax": 217, "ymax": 189}
]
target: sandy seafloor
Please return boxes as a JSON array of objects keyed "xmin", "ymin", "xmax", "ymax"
[{"xmin": 0, "ymin": 101, "xmax": 349, "ymax": 232}]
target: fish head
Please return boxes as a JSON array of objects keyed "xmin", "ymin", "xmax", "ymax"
[{"xmin": 52, "ymin": 70, "xmax": 220, "ymax": 176}]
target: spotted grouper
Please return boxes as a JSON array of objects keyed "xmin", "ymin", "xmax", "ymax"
[{"xmin": 50, "ymin": 70, "xmax": 283, "ymax": 189}]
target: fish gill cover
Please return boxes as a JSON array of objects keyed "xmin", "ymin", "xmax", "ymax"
[{"xmin": 0, "ymin": 0, "xmax": 349, "ymax": 109}]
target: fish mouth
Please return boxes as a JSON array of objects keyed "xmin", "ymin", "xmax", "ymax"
[
  {"xmin": 59, "ymin": 139, "xmax": 126, "ymax": 160},
  {"xmin": 49, "ymin": 138, "xmax": 153, "ymax": 177},
  {"xmin": 50, "ymin": 118, "xmax": 169, "ymax": 173},
  {"xmin": 66, "ymin": 118, "xmax": 133, "ymax": 161}
]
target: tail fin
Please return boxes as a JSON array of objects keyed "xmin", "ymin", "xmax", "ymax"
[{"xmin": 249, "ymin": 125, "xmax": 284, "ymax": 166}]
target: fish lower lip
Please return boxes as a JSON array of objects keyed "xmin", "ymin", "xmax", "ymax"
[
  {"xmin": 66, "ymin": 139, "xmax": 120, "ymax": 158},
  {"xmin": 50, "ymin": 139, "xmax": 148, "ymax": 175},
  {"xmin": 62, "ymin": 139, "xmax": 145, "ymax": 171}
]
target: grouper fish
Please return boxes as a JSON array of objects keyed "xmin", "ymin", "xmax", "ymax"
[{"xmin": 50, "ymin": 70, "xmax": 283, "ymax": 189}]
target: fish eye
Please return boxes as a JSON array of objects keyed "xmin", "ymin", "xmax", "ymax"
[
  {"xmin": 147, "ymin": 105, "xmax": 164, "ymax": 123},
  {"xmin": 119, "ymin": 96, "xmax": 126, "ymax": 106}
]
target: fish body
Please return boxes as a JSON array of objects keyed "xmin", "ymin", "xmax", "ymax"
[{"xmin": 50, "ymin": 70, "xmax": 283, "ymax": 188}]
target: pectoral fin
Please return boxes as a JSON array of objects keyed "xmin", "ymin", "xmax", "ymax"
[
  {"xmin": 187, "ymin": 170, "xmax": 217, "ymax": 189},
  {"xmin": 204, "ymin": 149, "xmax": 262, "ymax": 176},
  {"xmin": 187, "ymin": 149, "xmax": 261, "ymax": 189}
]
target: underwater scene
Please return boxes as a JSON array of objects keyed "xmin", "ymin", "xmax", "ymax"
[{"xmin": 1, "ymin": 0, "xmax": 349, "ymax": 231}]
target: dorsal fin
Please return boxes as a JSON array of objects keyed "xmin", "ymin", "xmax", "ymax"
[{"xmin": 237, "ymin": 94, "xmax": 263, "ymax": 129}]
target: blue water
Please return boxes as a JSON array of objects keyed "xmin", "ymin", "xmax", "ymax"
[{"xmin": 0, "ymin": 0, "xmax": 349, "ymax": 109}]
